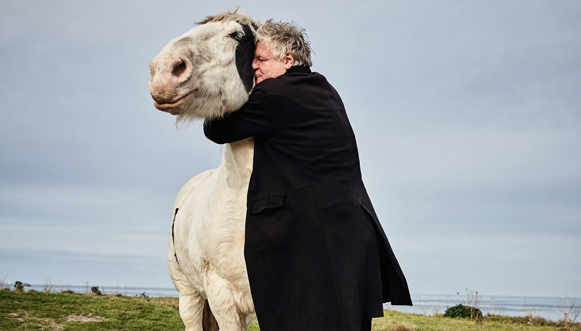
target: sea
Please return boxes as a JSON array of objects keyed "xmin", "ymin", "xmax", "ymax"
[
  {"xmin": 8, "ymin": 285, "xmax": 579, "ymax": 322},
  {"xmin": 16, "ymin": 284, "xmax": 179, "ymax": 298}
]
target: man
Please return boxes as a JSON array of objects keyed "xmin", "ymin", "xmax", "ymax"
[{"xmin": 204, "ymin": 20, "xmax": 412, "ymax": 331}]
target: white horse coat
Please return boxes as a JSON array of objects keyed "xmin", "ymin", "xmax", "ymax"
[{"xmin": 149, "ymin": 12, "xmax": 258, "ymax": 331}]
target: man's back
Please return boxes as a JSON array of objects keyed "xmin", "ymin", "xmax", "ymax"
[
  {"xmin": 205, "ymin": 66, "xmax": 411, "ymax": 331},
  {"xmin": 246, "ymin": 66, "xmax": 363, "ymax": 199}
]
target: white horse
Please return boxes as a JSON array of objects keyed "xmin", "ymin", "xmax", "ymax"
[{"xmin": 149, "ymin": 11, "xmax": 258, "ymax": 331}]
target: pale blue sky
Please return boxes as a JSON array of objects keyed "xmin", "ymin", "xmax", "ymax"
[{"xmin": 1, "ymin": 0, "xmax": 580, "ymax": 298}]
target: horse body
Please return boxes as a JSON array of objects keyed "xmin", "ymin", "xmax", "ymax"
[
  {"xmin": 169, "ymin": 139, "xmax": 255, "ymax": 331},
  {"xmin": 149, "ymin": 12, "xmax": 258, "ymax": 331}
]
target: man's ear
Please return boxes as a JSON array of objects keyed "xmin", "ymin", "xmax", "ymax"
[{"xmin": 283, "ymin": 53, "xmax": 295, "ymax": 69}]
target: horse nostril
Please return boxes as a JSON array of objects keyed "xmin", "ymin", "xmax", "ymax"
[{"xmin": 171, "ymin": 59, "xmax": 187, "ymax": 77}]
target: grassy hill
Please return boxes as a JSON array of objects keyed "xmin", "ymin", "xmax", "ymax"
[{"xmin": 1, "ymin": 289, "xmax": 579, "ymax": 330}]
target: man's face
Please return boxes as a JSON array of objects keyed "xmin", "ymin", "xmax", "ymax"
[{"xmin": 252, "ymin": 41, "xmax": 293, "ymax": 84}]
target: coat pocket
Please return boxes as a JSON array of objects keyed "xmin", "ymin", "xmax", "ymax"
[{"xmin": 248, "ymin": 195, "xmax": 286, "ymax": 214}]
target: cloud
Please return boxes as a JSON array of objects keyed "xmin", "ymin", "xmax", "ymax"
[
  {"xmin": 397, "ymin": 232, "xmax": 581, "ymax": 296},
  {"xmin": 1, "ymin": 0, "xmax": 580, "ymax": 297}
]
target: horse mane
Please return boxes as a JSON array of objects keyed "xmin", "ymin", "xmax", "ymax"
[{"xmin": 197, "ymin": 9, "xmax": 259, "ymax": 32}]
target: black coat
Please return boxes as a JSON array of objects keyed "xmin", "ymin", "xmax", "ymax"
[{"xmin": 204, "ymin": 66, "xmax": 411, "ymax": 331}]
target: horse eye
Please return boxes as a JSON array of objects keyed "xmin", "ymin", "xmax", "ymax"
[{"xmin": 229, "ymin": 31, "xmax": 243, "ymax": 41}]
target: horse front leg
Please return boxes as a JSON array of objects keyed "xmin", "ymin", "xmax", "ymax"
[
  {"xmin": 178, "ymin": 290, "xmax": 205, "ymax": 331},
  {"xmin": 205, "ymin": 271, "xmax": 248, "ymax": 331},
  {"xmin": 169, "ymin": 256, "xmax": 206, "ymax": 331}
]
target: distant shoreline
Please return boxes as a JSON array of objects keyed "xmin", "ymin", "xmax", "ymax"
[
  {"xmin": 388, "ymin": 292, "xmax": 581, "ymax": 322},
  {"xmin": 9, "ymin": 283, "xmax": 180, "ymax": 298}
]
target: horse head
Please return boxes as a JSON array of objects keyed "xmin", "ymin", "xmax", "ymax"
[{"xmin": 149, "ymin": 11, "xmax": 258, "ymax": 121}]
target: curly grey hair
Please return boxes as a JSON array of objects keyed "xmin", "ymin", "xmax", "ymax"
[{"xmin": 256, "ymin": 19, "xmax": 312, "ymax": 67}]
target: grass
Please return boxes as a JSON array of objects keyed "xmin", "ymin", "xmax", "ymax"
[
  {"xmin": 0, "ymin": 289, "xmax": 183, "ymax": 330},
  {"xmin": 373, "ymin": 310, "xmax": 581, "ymax": 331},
  {"xmin": 1, "ymin": 289, "xmax": 580, "ymax": 330}
]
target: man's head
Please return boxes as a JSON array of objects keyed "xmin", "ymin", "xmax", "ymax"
[{"xmin": 252, "ymin": 20, "xmax": 312, "ymax": 84}]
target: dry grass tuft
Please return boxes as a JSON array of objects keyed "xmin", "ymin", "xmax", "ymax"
[
  {"xmin": 66, "ymin": 313, "xmax": 107, "ymax": 322},
  {"xmin": 372, "ymin": 317, "xmax": 418, "ymax": 331}
]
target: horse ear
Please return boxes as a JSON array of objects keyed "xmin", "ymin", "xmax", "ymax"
[{"xmin": 235, "ymin": 24, "xmax": 257, "ymax": 93}]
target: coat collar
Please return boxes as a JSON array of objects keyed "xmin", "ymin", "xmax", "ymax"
[{"xmin": 283, "ymin": 66, "xmax": 312, "ymax": 76}]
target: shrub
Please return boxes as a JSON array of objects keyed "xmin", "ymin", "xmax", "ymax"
[
  {"xmin": 14, "ymin": 281, "xmax": 24, "ymax": 292},
  {"xmin": 91, "ymin": 286, "xmax": 102, "ymax": 295},
  {"xmin": 444, "ymin": 304, "xmax": 483, "ymax": 319}
]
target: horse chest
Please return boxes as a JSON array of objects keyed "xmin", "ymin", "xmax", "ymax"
[{"xmin": 173, "ymin": 170, "xmax": 248, "ymax": 284}]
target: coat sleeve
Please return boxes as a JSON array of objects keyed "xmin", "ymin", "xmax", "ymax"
[{"xmin": 203, "ymin": 84, "xmax": 273, "ymax": 144}]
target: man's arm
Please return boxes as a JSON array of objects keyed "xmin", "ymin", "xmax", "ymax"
[{"xmin": 203, "ymin": 85, "xmax": 273, "ymax": 144}]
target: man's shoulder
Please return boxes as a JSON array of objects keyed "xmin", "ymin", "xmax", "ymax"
[{"xmin": 257, "ymin": 70, "xmax": 326, "ymax": 94}]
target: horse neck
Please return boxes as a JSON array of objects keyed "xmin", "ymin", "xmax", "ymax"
[{"xmin": 218, "ymin": 137, "xmax": 254, "ymax": 189}]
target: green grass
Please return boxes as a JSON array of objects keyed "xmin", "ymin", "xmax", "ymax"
[
  {"xmin": 0, "ymin": 289, "xmax": 183, "ymax": 330},
  {"xmin": 373, "ymin": 310, "xmax": 581, "ymax": 331},
  {"xmin": 1, "ymin": 289, "xmax": 579, "ymax": 330}
]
